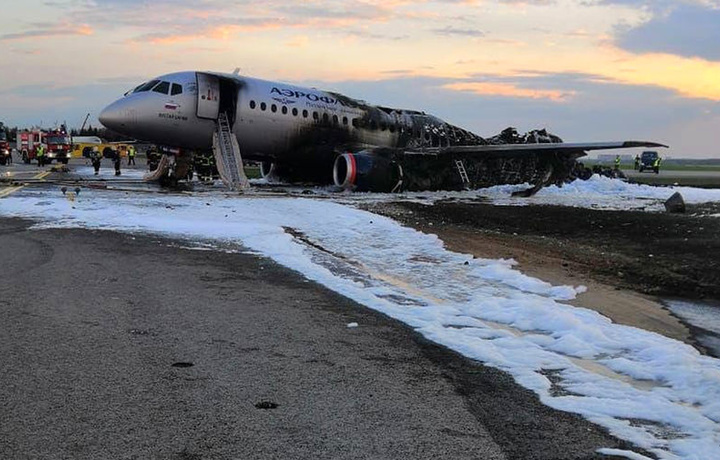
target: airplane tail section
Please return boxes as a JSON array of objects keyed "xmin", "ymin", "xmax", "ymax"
[{"xmin": 213, "ymin": 112, "xmax": 250, "ymax": 191}]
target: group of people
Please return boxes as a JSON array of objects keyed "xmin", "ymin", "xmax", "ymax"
[{"xmin": 87, "ymin": 145, "xmax": 136, "ymax": 176}]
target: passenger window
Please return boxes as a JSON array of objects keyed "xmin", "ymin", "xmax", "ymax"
[
  {"xmin": 343, "ymin": 117, "xmax": 348, "ymax": 125},
  {"xmin": 271, "ymin": 104, "xmax": 277, "ymax": 113},
  {"xmin": 303, "ymin": 110, "xmax": 308, "ymax": 118},
  {"xmin": 313, "ymin": 112, "xmax": 319, "ymax": 120},
  {"xmin": 250, "ymin": 100, "xmax": 256, "ymax": 109},
  {"xmin": 261, "ymin": 102, "xmax": 267, "ymax": 111},
  {"xmin": 171, "ymin": 83, "xmax": 183, "ymax": 95},
  {"xmin": 322, "ymin": 113, "xmax": 329, "ymax": 123},
  {"xmin": 332, "ymin": 115, "xmax": 338, "ymax": 124},
  {"xmin": 152, "ymin": 81, "xmax": 170, "ymax": 94},
  {"xmin": 292, "ymin": 108, "xmax": 298, "ymax": 116},
  {"xmin": 281, "ymin": 106, "xmax": 288, "ymax": 115}
]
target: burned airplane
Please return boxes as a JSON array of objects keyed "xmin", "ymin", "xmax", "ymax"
[{"xmin": 99, "ymin": 71, "xmax": 665, "ymax": 194}]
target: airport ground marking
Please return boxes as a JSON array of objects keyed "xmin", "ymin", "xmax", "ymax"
[{"xmin": 0, "ymin": 170, "xmax": 51, "ymax": 198}]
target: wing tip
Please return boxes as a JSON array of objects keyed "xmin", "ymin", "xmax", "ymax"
[{"xmin": 623, "ymin": 141, "xmax": 669, "ymax": 149}]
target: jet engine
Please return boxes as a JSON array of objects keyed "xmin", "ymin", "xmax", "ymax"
[{"xmin": 333, "ymin": 152, "xmax": 403, "ymax": 192}]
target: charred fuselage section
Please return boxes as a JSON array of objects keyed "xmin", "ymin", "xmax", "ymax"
[
  {"xmin": 260, "ymin": 88, "xmax": 571, "ymax": 193},
  {"xmin": 329, "ymin": 120, "xmax": 571, "ymax": 193}
]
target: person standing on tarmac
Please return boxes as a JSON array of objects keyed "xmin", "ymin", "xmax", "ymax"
[
  {"xmin": 614, "ymin": 154, "xmax": 621, "ymax": 170},
  {"xmin": 634, "ymin": 155, "xmax": 640, "ymax": 170},
  {"xmin": 127, "ymin": 145, "xmax": 136, "ymax": 165},
  {"xmin": 91, "ymin": 147, "xmax": 102, "ymax": 175},
  {"xmin": 653, "ymin": 156, "xmax": 661, "ymax": 174},
  {"xmin": 113, "ymin": 150, "xmax": 122, "ymax": 176},
  {"xmin": 36, "ymin": 144, "xmax": 45, "ymax": 167}
]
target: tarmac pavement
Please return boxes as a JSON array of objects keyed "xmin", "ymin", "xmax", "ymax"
[{"xmin": 0, "ymin": 217, "xmax": 640, "ymax": 459}]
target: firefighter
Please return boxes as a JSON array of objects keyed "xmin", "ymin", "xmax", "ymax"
[
  {"xmin": 127, "ymin": 145, "xmax": 136, "ymax": 165},
  {"xmin": 36, "ymin": 144, "xmax": 45, "ymax": 167},
  {"xmin": 147, "ymin": 146, "xmax": 160, "ymax": 171},
  {"xmin": 113, "ymin": 149, "xmax": 122, "ymax": 176},
  {"xmin": 614, "ymin": 154, "xmax": 621, "ymax": 170},
  {"xmin": 91, "ymin": 147, "xmax": 102, "ymax": 175},
  {"xmin": 199, "ymin": 153, "xmax": 212, "ymax": 182}
]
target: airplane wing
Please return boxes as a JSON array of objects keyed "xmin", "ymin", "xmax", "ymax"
[{"xmin": 403, "ymin": 141, "xmax": 668, "ymax": 158}]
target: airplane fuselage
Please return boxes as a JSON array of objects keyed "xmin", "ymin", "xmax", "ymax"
[
  {"xmin": 100, "ymin": 71, "xmax": 665, "ymax": 192},
  {"xmin": 100, "ymin": 71, "xmax": 484, "ymax": 180}
]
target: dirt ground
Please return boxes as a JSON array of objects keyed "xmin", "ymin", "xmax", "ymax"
[{"xmin": 363, "ymin": 200, "xmax": 720, "ymax": 352}]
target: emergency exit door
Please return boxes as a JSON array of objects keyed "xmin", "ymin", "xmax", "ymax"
[{"xmin": 196, "ymin": 73, "xmax": 220, "ymax": 120}]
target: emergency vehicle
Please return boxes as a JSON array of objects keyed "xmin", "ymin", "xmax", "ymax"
[
  {"xmin": 18, "ymin": 127, "xmax": 72, "ymax": 164},
  {"xmin": 638, "ymin": 151, "xmax": 660, "ymax": 174}
]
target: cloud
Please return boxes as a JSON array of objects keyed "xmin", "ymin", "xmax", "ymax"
[
  {"xmin": 0, "ymin": 24, "xmax": 93, "ymax": 41},
  {"xmin": 614, "ymin": 4, "xmax": 720, "ymax": 60},
  {"xmin": 443, "ymin": 81, "xmax": 575, "ymax": 101},
  {"xmin": 432, "ymin": 26, "xmax": 484, "ymax": 37}
]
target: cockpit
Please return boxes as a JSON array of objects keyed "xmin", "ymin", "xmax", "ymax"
[
  {"xmin": 125, "ymin": 79, "xmax": 184, "ymax": 97},
  {"xmin": 100, "ymin": 71, "xmax": 228, "ymax": 149}
]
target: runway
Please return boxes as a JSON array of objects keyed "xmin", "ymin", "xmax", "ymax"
[
  {"xmin": 0, "ymin": 218, "xmax": 631, "ymax": 459},
  {"xmin": 2, "ymin": 157, "xmax": 720, "ymax": 459}
]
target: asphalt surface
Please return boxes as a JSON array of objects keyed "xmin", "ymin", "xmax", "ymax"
[
  {"xmin": 624, "ymin": 168, "xmax": 720, "ymax": 188},
  {"xmin": 0, "ymin": 216, "xmax": 640, "ymax": 459}
]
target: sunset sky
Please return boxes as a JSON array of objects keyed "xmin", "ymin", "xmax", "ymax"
[{"xmin": 1, "ymin": 0, "xmax": 719, "ymax": 157}]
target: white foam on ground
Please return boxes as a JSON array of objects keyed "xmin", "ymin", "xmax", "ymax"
[
  {"xmin": 315, "ymin": 175, "xmax": 720, "ymax": 213},
  {"xmin": 72, "ymin": 165, "xmax": 147, "ymax": 179},
  {"xmin": 597, "ymin": 448, "xmax": 654, "ymax": 460},
  {"xmin": 665, "ymin": 300, "xmax": 720, "ymax": 357},
  {"xmin": 1, "ymin": 189, "xmax": 720, "ymax": 459},
  {"xmin": 476, "ymin": 175, "xmax": 720, "ymax": 211}
]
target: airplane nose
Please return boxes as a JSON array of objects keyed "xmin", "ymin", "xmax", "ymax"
[{"xmin": 98, "ymin": 99, "xmax": 126, "ymax": 132}]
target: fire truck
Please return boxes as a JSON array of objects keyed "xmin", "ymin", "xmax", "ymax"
[{"xmin": 18, "ymin": 127, "xmax": 72, "ymax": 164}]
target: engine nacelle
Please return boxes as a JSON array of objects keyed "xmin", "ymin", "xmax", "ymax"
[{"xmin": 333, "ymin": 152, "xmax": 403, "ymax": 192}]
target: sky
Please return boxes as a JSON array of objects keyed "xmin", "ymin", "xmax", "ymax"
[{"xmin": 1, "ymin": 0, "xmax": 719, "ymax": 158}]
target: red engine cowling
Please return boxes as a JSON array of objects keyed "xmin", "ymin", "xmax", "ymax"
[{"xmin": 333, "ymin": 152, "xmax": 403, "ymax": 192}]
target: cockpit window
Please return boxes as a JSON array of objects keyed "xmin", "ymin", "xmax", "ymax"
[
  {"xmin": 134, "ymin": 80, "xmax": 160, "ymax": 93},
  {"xmin": 152, "ymin": 81, "xmax": 170, "ymax": 94},
  {"xmin": 171, "ymin": 83, "xmax": 183, "ymax": 96}
]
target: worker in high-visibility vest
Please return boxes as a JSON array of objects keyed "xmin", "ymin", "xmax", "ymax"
[
  {"xmin": 127, "ymin": 145, "xmax": 136, "ymax": 165},
  {"xmin": 614, "ymin": 155, "xmax": 621, "ymax": 170},
  {"xmin": 653, "ymin": 157, "xmax": 661, "ymax": 174},
  {"xmin": 36, "ymin": 144, "xmax": 45, "ymax": 167}
]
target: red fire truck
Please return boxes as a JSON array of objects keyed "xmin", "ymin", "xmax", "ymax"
[{"xmin": 18, "ymin": 127, "xmax": 71, "ymax": 164}]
